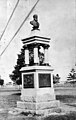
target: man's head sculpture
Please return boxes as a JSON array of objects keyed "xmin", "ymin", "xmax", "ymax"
[{"xmin": 30, "ymin": 14, "xmax": 40, "ymax": 30}]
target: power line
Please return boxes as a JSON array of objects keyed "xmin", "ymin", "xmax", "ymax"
[
  {"xmin": 0, "ymin": 0, "xmax": 20, "ymax": 41},
  {"xmin": 0, "ymin": 0, "xmax": 40, "ymax": 57}
]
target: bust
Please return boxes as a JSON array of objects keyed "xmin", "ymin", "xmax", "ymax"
[{"xmin": 30, "ymin": 14, "xmax": 40, "ymax": 30}]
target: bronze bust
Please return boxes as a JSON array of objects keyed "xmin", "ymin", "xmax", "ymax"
[{"xmin": 30, "ymin": 14, "xmax": 40, "ymax": 30}]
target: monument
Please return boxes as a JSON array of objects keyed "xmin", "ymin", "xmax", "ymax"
[{"xmin": 17, "ymin": 14, "xmax": 60, "ymax": 116}]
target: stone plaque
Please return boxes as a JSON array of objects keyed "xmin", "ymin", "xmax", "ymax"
[
  {"xmin": 23, "ymin": 74, "xmax": 34, "ymax": 88},
  {"xmin": 39, "ymin": 74, "xmax": 51, "ymax": 88}
]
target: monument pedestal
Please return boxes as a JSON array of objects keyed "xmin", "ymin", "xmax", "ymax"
[
  {"xmin": 15, "ymin": 17, "xmax": 61, "ymax": 116},
  {"xmin": 17, "ymin": 66, "xmax": 60, "ymax": 116}
]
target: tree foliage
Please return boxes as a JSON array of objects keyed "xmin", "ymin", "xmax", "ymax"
[
  {"xmin": 67, "ymin": 68, "xmax": 76, "ymax": 84},
  {"xmin": 0, "ymin": 79, "xmax": 4, "ymax": 86},
  {"xmin": 9, "ymin": 47, "xmax": 25, "ymax": 84},
  {"xmin": 53, "ymin": 74, "xmax": 60, "ymax": 84},
  {"xmin": 9, "ymin": 46, "xmax": 44, "ymax": 85}
]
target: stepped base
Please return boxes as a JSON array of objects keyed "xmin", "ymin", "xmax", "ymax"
[
  {"xmin": 17, "ymin": 100, "xmax": 60, "ymax": 110},
  {"xmin": 16, "ymin": 88, "xmax": 60, "ymax": 116},
  {"xmin": 17, "ymin": 100, "xmax": 60, "ymax": 116}
]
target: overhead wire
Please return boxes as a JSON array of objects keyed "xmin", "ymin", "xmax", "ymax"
[
  {"xmin": 0, "ymin": 0, "xmax": 20, "ymax": 41},
  {"xmin": 0, "ymin": 0, "xmax": 40, "ymax": 57}
]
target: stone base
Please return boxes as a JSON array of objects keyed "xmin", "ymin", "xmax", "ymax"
[
  {"xmin": 16, "ymin": 87, "xmax": 60, "ymax": 116},
  {"xmin": 14, "ymin": 106, "xmax": 61, "ymax": 116},
  {"xmin": 17, "ymin": 100, "xmax": 60, "ymax": 110},
  {"xmin": 17, "ymin": 100, "xmax": 60, "ymax": 116}
]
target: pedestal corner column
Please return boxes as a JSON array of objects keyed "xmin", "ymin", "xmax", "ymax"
[{"xmin": 24, "ymin": 45, "xmax": 29, "ymax": 66}]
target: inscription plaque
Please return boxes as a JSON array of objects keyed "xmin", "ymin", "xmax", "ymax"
[
  {"xmin": 23, "ymin": 74, "xmax": 34, "ymax": 88},
  {"xmin": 39, "ymin": 74, "xmax": 51, "ymax": 88}
]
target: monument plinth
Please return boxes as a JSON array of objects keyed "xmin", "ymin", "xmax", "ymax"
[{"xmin": 17, "ymin": 15, "xmax": 60, "ymax": 116}]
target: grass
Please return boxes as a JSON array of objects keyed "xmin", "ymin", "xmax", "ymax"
[
  {"xmin": 56, "ymin": 95, "xmax": 76, "ymax": 103},
  {"xmin": 44, "ymin": 112, "xmax": 76, "ymax": 120}
]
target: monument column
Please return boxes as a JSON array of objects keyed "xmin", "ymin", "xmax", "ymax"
[
  {"xmin": 34, "ymin": 44, "xmax": 39, "ymax": 65},
  {"xmin": 44, "ymin": 45, "xmax": 49, "ymax": 65},
  {"xmin": 25, "ymin": 46, "xmax": 29, "ymax": 65},
  {"xmin": 51, "ymin": 73, "xmax": 53, "ymax": 88}
]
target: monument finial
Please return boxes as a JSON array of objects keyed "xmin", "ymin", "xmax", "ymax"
[{"xmin": 30, "ymin": 14, "xmax": 40, "ymax": 31}]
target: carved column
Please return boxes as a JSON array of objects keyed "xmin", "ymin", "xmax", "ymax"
[
  {"xmin": 34, "ymin": 44, "xmax": 39, "ymax": 65},
  {"xmin": 25, "ymin": 46, "xmax": 29, "ymax": 65},
  {"xmin": 44, "ymin": 45, "xmax": 49, "ymax": 65}
]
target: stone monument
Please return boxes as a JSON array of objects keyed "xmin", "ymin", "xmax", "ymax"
[{"xmin": 17, "ymin": 14, "xmax": 60, "ymax": 116}]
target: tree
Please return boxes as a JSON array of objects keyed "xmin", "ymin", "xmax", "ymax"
[
  {"xmin": 0, "ymin": 79, "xmax": 4, "ymax": 86},
  {"xmin": 53, "ymin": 74, "xmax": 60, "ymax": 84},
  {"xmin": 9, "ymin": 46, "xmax": 44, "ymax": 84},
  {"xmin": 9, "ymin": 47, "xmax": 25, "ymax": 84},
  {"xmin": 67, "ymin": 68, "xmax": 76, "ymax": 84}
]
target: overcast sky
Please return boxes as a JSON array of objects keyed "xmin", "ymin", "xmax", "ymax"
[{"xmin": 0, "ymin": 0, "xmax": 76, "ymax": 83}]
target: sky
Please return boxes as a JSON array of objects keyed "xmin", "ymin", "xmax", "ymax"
[{"xmin": 0, "ymin": 0, "xmax": 76, "ymax": 83}]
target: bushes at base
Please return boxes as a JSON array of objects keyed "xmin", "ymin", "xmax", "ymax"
[
  {"xmin": 53, "ymin": 74, "xmax": 60, "ymax": 84},
  {"xmin": 0, "ymin": 79, "xmax": 4, "ymax": 86}
]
